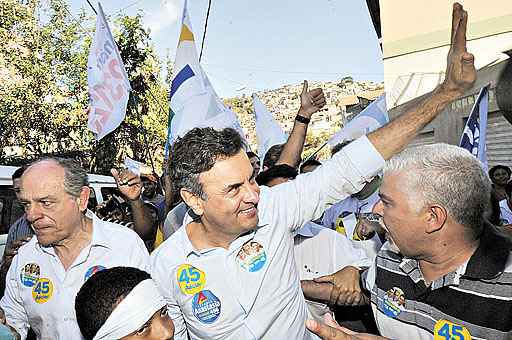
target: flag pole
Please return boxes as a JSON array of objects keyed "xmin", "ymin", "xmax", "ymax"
[
  {"xmin": 304, "ymin": 140, "xmax": 329, "ymax": 162},
  {"xmin": 85, "ymin": 0, "xmax": 97, "ymax": 14}
]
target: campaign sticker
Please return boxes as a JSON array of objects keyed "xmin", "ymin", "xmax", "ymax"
[
  {"xmin": 32, "ymin": 278, "xmax": 53, "ymax": 304},
  {"xmin": 236, "ymin": 241, "xmax": 267, "ymax": 273},
  {"xmin": 20, "ymin": 263, "xmax": 40, "ymax": 288},
  {"xmin": 380, "ymin": 287, "xmax": 405, "ymax": 318},
  {"xmin": 84, "ymin": 265, "xmax": 106, "ymax": 281},
  {"xmin": 176, "ymin": 264, "xmax": 206, "ymax": 295},
  {"xmin": 192, "ymin": 290, "xmax": 221, "ymax": 324},
  {"xmin": 434, "ymin": 320, "xmax": 471, "ymax": 340}
]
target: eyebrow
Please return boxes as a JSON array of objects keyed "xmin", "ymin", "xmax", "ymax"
[
  {"xmin": 223, "ymin": 181, "xmax": 243, "ymax": 193},
  {"xmin": 378, "ymin": 192, "xmax": 392, "ymax": 202}
]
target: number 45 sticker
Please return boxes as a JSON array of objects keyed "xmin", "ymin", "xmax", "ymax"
[
  {"xmin": 434, "ymin": 320, "xmax": 471, "ymax": 340},
  {"xmin": 176, "ymin": 264, "xmax": 206, "ymax": 295},
  {"xmin": 32, "ymin": 278, "xmax": 54, "ymax": 304}
]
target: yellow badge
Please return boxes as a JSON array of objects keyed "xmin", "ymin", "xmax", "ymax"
[
  {"xmin": 176, "ymin": 264, "xmax": 206, "ymax": 295},
  {"xmin": 335, "ymin": 217, "xmax": 347, "ymax": 235},
  {"xmin": 434, "ymin": 319, "xmax": 471, "ymax": 340},
  {"xmin": 31, "ymin": 278, "xmax": 53, "ymax": 304}
]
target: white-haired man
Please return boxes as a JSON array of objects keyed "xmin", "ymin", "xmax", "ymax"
[{"xmin": 309, "ymin": 143, "xmax": 512, "ymax": 339}]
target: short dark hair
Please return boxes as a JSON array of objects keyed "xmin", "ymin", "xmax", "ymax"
[
  {"xmin": 489, "ymin": 165, "xmax": 511, "ymax": 181},
  {"xmin": 12, "ymin": 165, "xmax": 28, "ymax": 181},
  {"xmin": 256, "ymin": 164, "xmax": 298, "ymax": 186},
  {"xmin": 75, "ymin": 267, "xmax": 151, "ymax": 340},
  {"xmin": 262, "ymin": 144, "xmax": 285, "ymax": 169},
  {"xmin": 299, "ymin": 159, "xmax": 322, "ymax": 173},
  {"xmin": 331, "ymin": 140, "xmax": 353, "ymax": 157},
  {"xmin": 169, "ymin": 127, "xmax": 245, "ymax": 199}
]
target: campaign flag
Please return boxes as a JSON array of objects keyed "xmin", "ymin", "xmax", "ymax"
[
  {"xmin": 252, "ymin": 94, "xmax": 287, "ymax": 159},
  {"xmin": 87, "ymin": 3, "xmax": 131, "ymax": 140},
  {"xmin": 327, "ymin": 94, "xmax": 388, "ymax": 147},
  {"xmin": 459, "ymin": 85, "xmax": 489, "ymax": 170},
  {"xmin": 168, "ymin": 0, "xmax": 245, "ymax": 145}
]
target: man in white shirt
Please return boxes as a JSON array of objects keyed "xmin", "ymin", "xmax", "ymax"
[{"xmin": 0, "ymin": 158, "xmax": 150, "ymax": 339}]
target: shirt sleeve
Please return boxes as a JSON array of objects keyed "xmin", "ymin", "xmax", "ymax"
[
  {"xmin": 263, "ymin": 136, "xmax": 385, "ymax": 232},
  {"xmin": 0, "ymin": 255, "xmax": 29, "ymax": 339},
  {"xmin": 150, "ymin": 253, "xmax": 188, "ymax": 340},
  {"xmin": 129, "ymin": 234, "xmax": 151, "ymax": 272}
]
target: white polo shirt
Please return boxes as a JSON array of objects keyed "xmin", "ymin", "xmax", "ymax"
[
  {"xmin": 294, "ymin": 222, "xmax": 371, "ymax": 321},
  {"xmin": 150, "ymin": 136, "xmax": 384, "ymax": 340},
  {"xmin": 0, "ymin": 210, "xmax": 150, "ymax": 340}
]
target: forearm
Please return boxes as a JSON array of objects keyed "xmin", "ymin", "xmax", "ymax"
[
  {"xmin": 276, "ymin": 111, "xmax": 309, "ymax": 167},
  {"xmin": 130, "ymin": 199, "xmax": 158, "ymax": 241},
  {"xmin": 368, "ymin": 86, "xmax": 458, "ymax": 160},
  {"xmin": 301, "ymin": 280, "xmax": 333, "ymax": 303}
]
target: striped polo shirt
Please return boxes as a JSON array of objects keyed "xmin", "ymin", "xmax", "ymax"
[{"xmin": 363, "ymin": 224, "xmax": 512, "ymax": 340}]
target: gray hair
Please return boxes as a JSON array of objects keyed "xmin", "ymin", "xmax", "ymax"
[
  {"xmin": 29, "ymin": 157, "xmax": 89, "ymax": 197},
  {"xmin": 384, "ymin": 143, "xmax": 491, "ymax": 239}
]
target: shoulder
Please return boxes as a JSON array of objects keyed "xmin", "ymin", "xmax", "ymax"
[
  {"xmin": 94, "ymin": 218, "xmax": 145, "ymax": 247},
  {"xmin": 150, "ymin": 228, "xmax": 187, "ymax": 266}
]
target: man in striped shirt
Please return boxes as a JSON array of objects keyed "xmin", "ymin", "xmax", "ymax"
[{"xmin": 311, "ymin": 143, "xmax": 512, "ymax": 339}]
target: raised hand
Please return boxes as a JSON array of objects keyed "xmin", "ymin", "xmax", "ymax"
[
  {"xmin": 111, "ymin": 168, "xmax": 142, "ymax": 202},
  {"xmin": 299, "ymin": 80, "xmax": 327, "ymax": 118},
  {"xmin": 440, "ymin": 3, "xmax": 476, "ymax": 98}
]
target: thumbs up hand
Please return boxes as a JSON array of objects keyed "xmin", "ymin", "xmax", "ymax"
[{"xmin": 299, "ymin": 80, "xmax": 327, "ymax": 118}]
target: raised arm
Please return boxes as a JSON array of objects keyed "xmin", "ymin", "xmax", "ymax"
[
  {"xmin": 111, "ymin": 169, "xmax": 159, "ymax": 242},
  {"xmin": 368, "ymin": 3, "xmax": 475, "ymax": 160},
  {"xmin": 276, "ymin": 80, "xmax": 326, "ymax": 167}
]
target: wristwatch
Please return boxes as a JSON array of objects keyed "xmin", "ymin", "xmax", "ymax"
[{"xmin": 295, "ymin": 114, "xmax": 311, "ymax": 124}]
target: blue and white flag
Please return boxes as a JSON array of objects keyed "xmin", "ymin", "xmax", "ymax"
[
  {"xmin": 167, "ymin": 0, "xmax": 245, "ymax": 145},
  {"xmin": 327, "ymin": 94, "xmax": 388, "ymax": 147},
  {"xmin": 87, "ymin": 3, "xmax": 131, "ymax": 140},
  {"xmin": 253, "ymin": 94, "xmax": 287, "ymax": 159},
  {"xmin": 459, "ymin": 85, "xmax": 489, "ymax": 170}
]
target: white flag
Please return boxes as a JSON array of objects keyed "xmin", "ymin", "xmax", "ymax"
[
  {"xmin": 87, "ymin": 3, "xmax": 131, "ymax": 140},
  {"xmin": 168, "ymin": 0, "xmax": 245, "ymax": 144},
  {"xmin": 252, "ymin": 94, "xmax": 287, "ymax": 159},
  {"xmin": 328, "ymin": 94, "xmax": 389, "ymax": 147}
]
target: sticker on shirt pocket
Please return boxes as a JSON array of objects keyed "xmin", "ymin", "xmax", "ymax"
[
  {"xmin": 236, "ymin": 241, "xmax": 267, "ymax": 272},
  {"xmin": 176, "ymin": 264, "xmax": 206, "ymax": 295},
  {"xmin": 434, "ymin": 320, "xmax": 471, "ymax": 340},
  {"xmin": 20, "ymin": 263, "xmax": 40, "ymax": 288},
  {"xmin": 381, "ymin": 287, "xmax": 405, "ymax": 318},
  {"xmin": 192, "ymin": 290, "xmax": 221, "ymax": 324},
  {"xmin": 84, "ymin": 265, "xmax": 106, "ymax": 281},
  {"xmin": 32, "ymin": 278, "xmax": 53, "ymax": 304}
]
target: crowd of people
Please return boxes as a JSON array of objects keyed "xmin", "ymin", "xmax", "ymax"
[{"xmin": 0, "ymin": 3, "xmax": 511, "ymax": 340}]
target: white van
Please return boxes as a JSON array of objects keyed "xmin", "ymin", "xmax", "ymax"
[{"xmin": 0, "ymin": 165, "xmax": 118, "ymax": 256}]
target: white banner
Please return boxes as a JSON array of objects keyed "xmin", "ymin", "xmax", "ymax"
[
  {"xmin": 87, "ymin": 3, "xmax": 131, "ymax": 140},
  {"xmin": 252, "ymin": 94, "xmax": 287, "ymax": 159}
]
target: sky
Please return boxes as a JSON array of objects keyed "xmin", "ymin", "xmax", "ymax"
[{"xmin": 69, "ymin": 0, "xmax": 384, "ymax": 98}]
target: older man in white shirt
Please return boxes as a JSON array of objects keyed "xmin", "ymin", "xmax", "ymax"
[{"xmin": 0, "ymin": 158, "xmax": 149, "ymax": 339}]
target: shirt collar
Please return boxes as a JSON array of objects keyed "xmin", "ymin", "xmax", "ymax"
[
  {"xmin": 37, "ymin": 210, "xmax": 111, "ymax": 256},
  {"xmin": 398, "ymin": 223, "xmax": 512, "ymax": 286},
  {"xmin": 463, "ymin": 223, "xmax": 512, "ymax": 279},
  {"xmin": 88, "ymin": 210, "xmax": 112, "ymax": 249}
]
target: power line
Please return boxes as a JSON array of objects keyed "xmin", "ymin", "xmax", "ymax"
[{"xmin": 199, "ymin": 0, "xmax": 212, "ymax": 63}]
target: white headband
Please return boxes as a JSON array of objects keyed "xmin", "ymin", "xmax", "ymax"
[{"xmin": 93, "ymin": 279, "xmax": 166, "ymax": 340}]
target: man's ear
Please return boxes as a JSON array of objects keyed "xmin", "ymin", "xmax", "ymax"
[
  {"xmin": 77, "ymin": 186, "xmax": 91, "ymax": 212},
  {"xmin": 180, "ymin": 188, "xmax": 205, "ymax": 216},
  {"xmin": 425, "ymin": 204, "xmax": 447, "ymax": 234}
]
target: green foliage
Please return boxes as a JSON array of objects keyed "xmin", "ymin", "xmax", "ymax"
[{"xmin": 0, "ymin": 0, "xmax": 170, "ymax": 174}]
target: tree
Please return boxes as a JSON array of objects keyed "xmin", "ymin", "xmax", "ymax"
[{"xmin": 0, "ymin": 0, "xmax": 170, "ymax": 174}]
